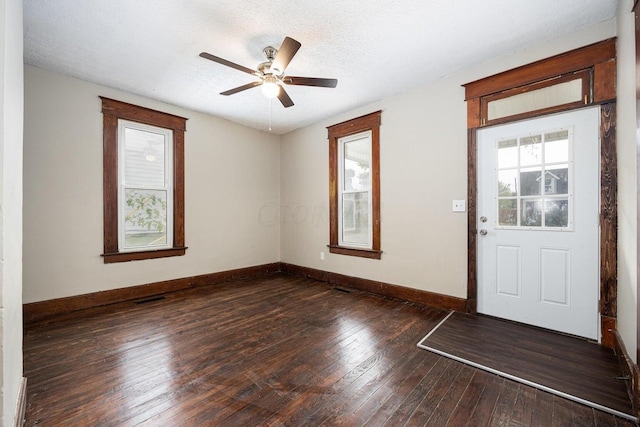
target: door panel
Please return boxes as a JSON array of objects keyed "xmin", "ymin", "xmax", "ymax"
[{"xmin": 477, "ymin": 107, "xmax": 599, "ymax": 340}]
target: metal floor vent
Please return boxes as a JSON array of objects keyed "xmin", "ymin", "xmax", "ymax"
[{"xmin": 134, "ymin": 296, "xmax": 166, "ymax": 305}]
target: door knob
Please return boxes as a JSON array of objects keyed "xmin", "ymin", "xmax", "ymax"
[
  {"xmin": 479, "ymin": 229, "xmax": 488, "ymax": 235},
  {"xmin": 480, "ymin": 216, "xmax": 487, "ymax": 222}
]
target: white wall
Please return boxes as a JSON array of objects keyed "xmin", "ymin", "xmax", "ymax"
[
  {"xmin": 23, "ymin": 65, "xmax": 281, "ymax": 303},
  {"xmin": 280, "ymin": 20, "xmax": 617, "ymax": 300},
  {"xmin": 0, "ymin": 0, "xmax": 23, "ymax": 424},
  {"xmin": 617, "ymin": 0, "xmax": 638, "ymax": 362}
]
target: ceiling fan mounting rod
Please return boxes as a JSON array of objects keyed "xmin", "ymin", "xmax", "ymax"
[{"xmin": 263, "ymin": 46, "xmax": 278, "ymax": 61}]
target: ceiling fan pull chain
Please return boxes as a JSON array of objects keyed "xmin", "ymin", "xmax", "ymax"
[{"xmin": 269, "ymin": 98, "xmax": 273, "ymax": 132}]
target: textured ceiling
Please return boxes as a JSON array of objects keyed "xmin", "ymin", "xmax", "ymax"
[{"xmin": 23, "ymin": 0, "xmax": 619, "ymax": 134}]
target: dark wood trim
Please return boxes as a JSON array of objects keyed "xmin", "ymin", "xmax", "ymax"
[
  {"xmin": 173, "ymin": 129, "xmax": 186, "ymax": 248},
  {"xmin": 464, "ymin": 38, "xmax": 616, "ymax": 100},
  {"xmin": 594, "ymin": 60, "xmax": 617, "ymax": 103},
  {"xmin": 466, "ymin": 128, "xmax": 477, "ymax": 313},
  {"xmin": 327, "ymin": 110, "xmax": 382, "ymax": 138},
  {"xmin": 14, "ymin": 377, "xmax": 26, "ymax": 427},
  {"xmin": 99, "ymin": 97, "xmax": 187, "ymax": 131},
  {"xmin": 601, "ymin": 315, "xmax": 617, "ymax": 352},
  {"xmin": 600, "ymin": 102, "xmax": 617, "ymax": 324},
  {"xmin": 479, "ymin": 69, "xmax": 591, "ymax": 127},
  {"xmin": 464, "ymin": 40, "xmax": 618, "ymax": 348},
  {"xmin": 102, "ymin": 112, "xmax": 118, "ymax": 253},
  {"xmin": 327, "ymin": 111, "xmax": 382, "ymax": 259},
  {"xmin": 614, "ymin": 330, "xmax": 640, "ymax": 419},
  {"xmin": 102, "ymin": 247, "xmax": 188, "ymax": 263},
  {"xmin": 281, "ymin": 263, "xmax": 467, "ymax": 312},
  {"xmin": 326, "ymin": 245, "xmax": 382, "ymax": 259},
  {"xmin": 23, "ymin": 263, "xmax": 281, "ymax": 324},
  {"xmin": 101, "ymin": 97, "xmax": 188, "ymax": 262}
]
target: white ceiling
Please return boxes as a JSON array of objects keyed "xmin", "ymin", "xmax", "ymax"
[{"xmin": 23, "ymin": 0, "xmax": 619, "ymax": 134}]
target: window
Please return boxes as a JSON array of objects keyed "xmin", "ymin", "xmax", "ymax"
[
  {"xmin": 327, "ymin": 111, "xmax": 381, "ymax": 259},
  {"xmin": 496, "ymin": 129, "xmax": 572, "ymax": 229},
  {"xmin": 101, "ymin": 97, "xmax": 187, "ymax": 263}
]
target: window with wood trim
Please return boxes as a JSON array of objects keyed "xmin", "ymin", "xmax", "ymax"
[
  {"xmin": 328, "ymin": 111, "xmax": 382, "ymax": 259},
  {"xmin": 101, "ymin": 97, "xmax": 187, "ymax": 263}
]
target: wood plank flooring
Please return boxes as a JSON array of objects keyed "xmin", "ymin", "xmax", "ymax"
[
  {"xmin": 418, "ymin": 312, "xmax": 634, "ymax": 419},
  {"xmin": 23, "ymin": 273, "xmax": 636, "ymax": 426}
]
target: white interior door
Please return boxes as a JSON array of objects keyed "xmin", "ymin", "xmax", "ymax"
[{"xmin": 477, "ymin": 107, "xmax": 599, "ymax": 340}]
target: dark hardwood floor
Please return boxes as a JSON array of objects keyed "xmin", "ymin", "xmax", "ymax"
[
  {"xmin": 24, "ymin": 273, "xmax": 636, "ymax": 426},
  {"xmin": 419, "ymin": 312, "xmax": 634, "ymax": 419}
]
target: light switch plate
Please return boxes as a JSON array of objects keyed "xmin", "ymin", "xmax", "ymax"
[{"xmin": 452, "ymin": 200, "xmax": 466, "ymax": 212}]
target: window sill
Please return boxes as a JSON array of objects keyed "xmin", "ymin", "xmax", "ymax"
[
  {"xmin": 327, "ymin": 245, "xmax": 382, "ymax": 260},
  {"xmin": 102, "ymin": 247, "xmax": 187, "ymax": 264}
]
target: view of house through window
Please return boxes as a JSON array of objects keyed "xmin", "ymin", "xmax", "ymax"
[
  {"xmin": 119, "ymin": 121, "xmax": 173, "ymax": 251},
  {"xmin": 339, "ymin": 131, "xmax": 372, "ymax": 247},
  {"xmin": 497, "ymin": 129, "xmax": 571, "ymax": 229}
]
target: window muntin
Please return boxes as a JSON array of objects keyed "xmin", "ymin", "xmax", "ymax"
[
  {"xmin": 338, "ymin": 131, "xmax": 372, "ymax": 248},
  {"xmin": 496, "ymin": 129, "xmax": 572, "ymax": 230},
  {"xmin": 118, "ymin": 120, "xmax": 173, "ymax": 251}
]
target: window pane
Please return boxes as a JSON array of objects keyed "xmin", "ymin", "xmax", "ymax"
[
  {"xmin": 487, "ymin": 78, "xmax": 583, "ymax": 121},
  {"xmin": 498, "ymin": 169, "xmax": 518, "ymax": 196},
  {"xmin": 544, "ymin": 130, "xmax": 569, "ymax": 163},
  {"xmin": 545, "ymin": 199, "xmax": 569, "ymax": 227},
  {"xmin": 124, "ymin": 127, "xmax": 166, "ymax": 187},
  {"xmin": 343, "ymin": 137, "xmax": 370, "ymax": 191},
  {"xmin": 124, "ymin": 188, "xmax": 167, "ymax": 248},
  {"xmin": 342, "ymin": 192, "xmax": 369, "ymax": 245},
  {"xmin": 498, "ymin": 139, "xmax": 518, "ymax": 169},
  {"xmin": 521, "ymin": 199, "xmax": 542, "ymax": 227},
  {"xmin": 520, "ymin": 167, "xmax": 541, "ymax": 196},
  {"xmin": 498, "ymin": 199, "xmax": 517, "ymax": 226},
  {"xmin": 544, "ymin": 164, "xmax": 569, "ymax": 195},
  {"xmin": 520, "ymin": 135, "xmax": 542, "ymax": 166}
]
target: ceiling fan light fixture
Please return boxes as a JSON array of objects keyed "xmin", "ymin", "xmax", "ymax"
[{"xmin": 261, "ymin": 76, "xmax": 280, "ymax": 98}]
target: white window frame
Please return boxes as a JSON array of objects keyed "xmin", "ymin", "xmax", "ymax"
[
  {"xmin": 117, "ymin": 119, "xmax": 174, "ymax": 252},
  {"xmin": 338, "ymin": 130, "xmax": 373, "ymax": 249}
]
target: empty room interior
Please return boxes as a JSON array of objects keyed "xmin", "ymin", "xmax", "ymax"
[{"xmin": 3, "ymin": 0, "xmax": 640, "ymax": 425}]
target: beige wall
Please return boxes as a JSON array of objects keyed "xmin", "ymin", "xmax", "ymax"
[
  {"xmin": 280, "ymin": 20, "xmax": 617, "ymax": 300},
  {"xmin": 23, "ymin": 10, "xmax": 637, "ymax": 362},
  {"xmin": 617, "ymin": 0, "xmax": 638, "ymax": 362},
  {"xmin": 23, "ymin": 66, "xmax": 281, "ymax": 303},
  {"xmin": 1, "ymin": 0, "xmax": 24, "ymax": 424}
]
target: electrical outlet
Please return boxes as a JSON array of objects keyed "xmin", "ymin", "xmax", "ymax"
[
  {"xmin": 452, "ymin": 200, "xmax": 466, "ymax": 212},
  {"xmin": 320, "ymin": 252, "xmax": 325, "ymax": 260}
]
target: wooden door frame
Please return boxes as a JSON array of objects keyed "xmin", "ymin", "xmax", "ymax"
[{"xmin": 464, "ymin": 38, "xmax": 618, "ymax": 347}]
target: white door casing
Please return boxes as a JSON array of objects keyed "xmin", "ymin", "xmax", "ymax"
[{"xmin": 477, "ymin": 107, "xmax": 599, "ymax": 340}]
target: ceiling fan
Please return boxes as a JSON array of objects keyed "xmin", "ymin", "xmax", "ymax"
[{"xmin": 199, "ymin": 37, "xmax": 338, "ymax": 108}]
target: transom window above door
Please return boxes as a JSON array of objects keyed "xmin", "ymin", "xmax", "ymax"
[{"xmin": 496, "ymin": 129, "xmax": 572, "ymax": 230}]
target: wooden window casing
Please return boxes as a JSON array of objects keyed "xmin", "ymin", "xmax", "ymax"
[
  {"xmin": 328, "ymin": 111, "xmax": 382, "ymax": 259},
  {"xmin": 101, "ymin": 97, "xmax": 188, "ymax": 263}
]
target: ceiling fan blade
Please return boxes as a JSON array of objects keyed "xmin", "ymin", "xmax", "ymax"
[
  {"xmin": 220, "ymin": 81, "xmax": 262, "ymax": 96},
  {"xmin": 271, "ymin": 37, "xmax": 301, "ymax": 74},
  {"xmin": 283, "ymin": 76, "xmax": 338, "ymax": 88},
  {"xmin": 277, "ymin": 86, "xmax": 294, "ymax": 108},
  {"xmin": 199, "ymin": 52, "xmax": 256, "ymax": 75}
]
